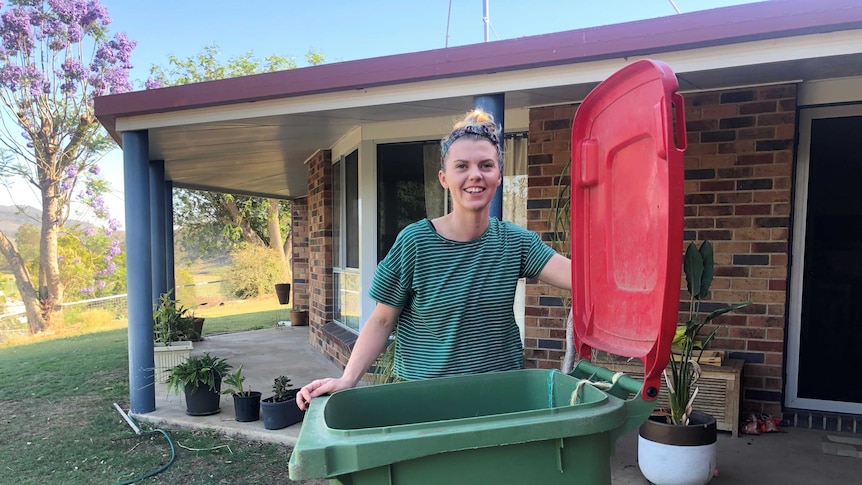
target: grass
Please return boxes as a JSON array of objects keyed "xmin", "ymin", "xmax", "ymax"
[
  {"xmin": 0, "ymin": 300, "xmax": 326, "ymax": 485},
  {"xmin": 196, "ymin": 296, "xmax": 289, "ymax": 335}
]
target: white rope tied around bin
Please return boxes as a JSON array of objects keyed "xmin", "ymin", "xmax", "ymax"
[{"xmin": 569, "ymin": 371, "xmax": 625, "ymax": 405}]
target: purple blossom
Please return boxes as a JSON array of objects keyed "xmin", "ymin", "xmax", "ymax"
[
  {"xmin": 57, "ymin": 57, "xmax": 85, "ymax": 81},
  {"xmin": 84, "ymin": 227, "xmax": 94, "ymax": 237},
  {"xmin": 66, "ymin": 20, "xmax": 81, "ymax": 42},
  {"xmin": 64, "ymin": 164, "xmax": 78, "ymax": 178},
  {"xmin": 108, "ymin": 217, "xmax": 120, "ymax": 231},
  {"xmin": 1, "ymin": 6, "xmax": 35, "ymax": 52},
  {"xmin": 80, "ymin": 286, "xmax": 94, "ymax": 294},
  {"xmin": 144, "ymin": 77, "xmax": 162, "ymax": 90},
  {"xmin": 95, "ymin": 280, "xmax": 106, "ymax": 289},
  {"xmin": 108, "ymin": 32, "xmax": 134, "ymax": 66},
  {"xmin": 49, "ymin": 0, "xmax": 85, "ymax": 23},
  {"xmin": 109, "ymin": 240, "xmax": 121, "ymax": 255},
  {"xmin": 0, "ymin": 64, "xmax": 24, "ymax": 91},
  {"xmin": 81, "ymin": 1, "xmax": 110, "ymax": 29},
  {"xmin": 88, "ymin": 165, "xmax": 100, "ymax": 175},
  {"xmin": 73, "ymin": 257, "xmax": 81, "ymax": 264},
  {"xmin": 60, "ymin": 179, "xmax": 72, "ymax": 191},
  {"xmin": 57, "ymin": 255, "xmax": 64, "ymax": 263}
]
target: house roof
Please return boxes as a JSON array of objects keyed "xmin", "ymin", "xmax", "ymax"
[{"xmin": 95, "ymin": 0, "xmax": 862, "ymax": 200}]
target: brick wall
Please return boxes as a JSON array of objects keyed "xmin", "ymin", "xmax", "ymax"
[
  {"xmin": 526, "ymin": 84, "xmax": 796, "ymax": 418},
  {"xmin": 306, "ymin": 150, "xmax": 349, "ymax": 365},
  {"xmin": 525, "ymin": 105, "xmax": 578, "ymax": 370},
  {"xmin": 291, "ymin": 197, "xmax": 309, "ymax": 310},
  {"xmin": 684, "ymin": 85, "xmax": 795, "ymax": 417}
]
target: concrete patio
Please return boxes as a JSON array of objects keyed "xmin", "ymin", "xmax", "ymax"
[{"xmin": 131, "ymin": 327, "xmax": 862, "ymax": 484}]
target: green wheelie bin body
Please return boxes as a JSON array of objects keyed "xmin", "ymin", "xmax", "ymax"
[{"xmin": 289, "ymin": 364, "xmax": 654, "ymax": 484}]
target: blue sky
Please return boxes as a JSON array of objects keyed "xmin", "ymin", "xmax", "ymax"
[{"xmin": 0, "ymin": 0, "xmax": 761, "ymax": 226}]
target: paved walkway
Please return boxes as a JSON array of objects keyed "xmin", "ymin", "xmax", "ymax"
[{"xmin": 132, "ymin": 327, "xmax": 862, "ymax": 484}]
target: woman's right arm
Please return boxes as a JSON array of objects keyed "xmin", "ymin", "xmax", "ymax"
[{"xmin": 296, "ymin": 302, "xmax": 401, "ymax": 410}]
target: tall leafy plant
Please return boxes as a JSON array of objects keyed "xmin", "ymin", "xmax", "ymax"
[{"xmin": 664, "ymin": 240, "xmax": 751, "ymax": 425}]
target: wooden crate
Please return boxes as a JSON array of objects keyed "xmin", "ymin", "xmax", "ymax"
[
  {"xmin": 670, "ymin": 350, "xmax": 725, "ymax": 366},
  {"xmin": 594, "ymin": 358, "xmax": 744, "ymax": 437}
]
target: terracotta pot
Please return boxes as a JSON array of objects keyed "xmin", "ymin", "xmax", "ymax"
[{"xmin": 290, "ymin": 309, "xmax": 309, "ymax": 326}]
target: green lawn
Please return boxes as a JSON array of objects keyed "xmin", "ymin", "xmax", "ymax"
[{"xmin": 0, "ymin": 323, "xmax": 324, "ymax": 484}]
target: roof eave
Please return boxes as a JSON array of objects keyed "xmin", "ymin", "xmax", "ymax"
[{"xmin": 94, "ymin": 0, "xmax": 862, "ymax": 143}]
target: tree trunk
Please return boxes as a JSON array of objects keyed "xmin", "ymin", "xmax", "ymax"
[
  {"xmin": 0, "ymin": 231, "xmax": 47, "ymax": 334},
  {"xmin": 267, "ymin": 198, "xmax": 284, "ymax": 260},
  {"xmin": 223, "ymin": 197, "xmax": 263, "ymax": 246},
  {"xmin": 40, "ymin": 185, "xmax": 65, "ymax": 327},
  {"xmin": 266, "ymin": 199, "xmax": 292, "ymax": 283}
]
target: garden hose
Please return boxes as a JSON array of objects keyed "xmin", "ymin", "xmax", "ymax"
[{"xmin": 113, "ymin": 403, "xmax": 177, "ymax": 485}]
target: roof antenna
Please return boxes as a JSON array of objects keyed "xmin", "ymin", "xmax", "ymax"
[
  {"xmin": 483, "ymin": 0, "xmax": 490, "ymax": 42},
  {"xmin": 668, "ymin": 0, "xmax": 681, "ymax": 14},
  {"xmin": 445, "ymin": 0, "xmax": 453, "ymax": 47}
]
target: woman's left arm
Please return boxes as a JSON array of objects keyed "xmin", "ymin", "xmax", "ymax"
[{"xmin": 537, "ymin": 253, "xmax": 572, "ymax": 290}]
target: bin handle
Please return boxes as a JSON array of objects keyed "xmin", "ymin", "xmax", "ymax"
[
  {"xmin": 569, "ymin": 359, "xmax": 642, "ymax": 399},
  {"xmin": 569, "ymin": 359, "xmax": 658, "ymax": 443}
]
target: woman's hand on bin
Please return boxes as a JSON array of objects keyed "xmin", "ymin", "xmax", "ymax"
[{"xmin": 297, "ymin": 377, "xmax": 353, "ymax": 410}]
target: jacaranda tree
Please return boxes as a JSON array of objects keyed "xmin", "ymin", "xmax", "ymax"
[{"xmin": 0, "ymin": 0, "xmax": 134, "ymax": 332}]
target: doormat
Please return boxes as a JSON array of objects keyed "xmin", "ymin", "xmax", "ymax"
[{"xmin": 822, "ymin": 435, "xmax": 862, "ymax": 458}]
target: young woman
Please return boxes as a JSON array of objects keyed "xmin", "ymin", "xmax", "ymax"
[{"xmin": 297, "ymin": 109, "xmax": 571, "ymax": 410}]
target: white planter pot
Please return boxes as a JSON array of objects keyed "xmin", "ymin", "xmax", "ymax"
[
  {"xmin": 153, "ymin": 341, "xmax": 193, "ymax": 383},
  {"xmin": 638, "ymin": 412, "xmax": 717, "ymax": 485}
]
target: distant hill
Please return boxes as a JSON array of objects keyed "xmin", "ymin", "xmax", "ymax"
[
  {"xmin": 0, "ymin": 205, "xmax": 109, "ymax": 237},
  {"xmin": 0, "ymin": 205, "xmax": 42, "ymax": 236}
]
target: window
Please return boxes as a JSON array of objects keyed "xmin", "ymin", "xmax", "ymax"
[
  {"xmin": 377, "ymin": 141, "xmax": 445, "ymax": 261},
  {"xmin": 333, "ymin": 149, "xmax": 360, "ymax": 329}
]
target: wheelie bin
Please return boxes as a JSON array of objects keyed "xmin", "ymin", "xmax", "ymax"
[{"xmin": 289, "ymin": 58, "xmax": 686, "ymax": 484}]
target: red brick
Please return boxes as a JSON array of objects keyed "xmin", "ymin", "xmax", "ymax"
[{"xmin": 747, "ymin": 340, "xmax": 784, "ymax": 352}]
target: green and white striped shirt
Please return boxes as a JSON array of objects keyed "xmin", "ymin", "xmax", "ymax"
[{"xmin": 369, "ymin": 218, "xmax": 556, "ymax": 380}]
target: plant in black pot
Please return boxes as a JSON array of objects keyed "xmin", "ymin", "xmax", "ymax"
[
  {"xmin": 221, "ymin": 364, "xmax": 262, "ymax": 422},
  {"xmin": 166, "ymin": 353, "xmax": 231, "ymax": 416},
  {"xmin": 261, "ymin": 375, "xmax": 304, "ymax": 430},
  {"xmin": 153, "ymin": 291, "xmax": 196, "ymax": 344},
  {"xmin": 638, "ymin": 240, "xmax": 751, "ymax": 485}
]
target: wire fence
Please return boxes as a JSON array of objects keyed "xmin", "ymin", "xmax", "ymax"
[{"xmin": 0, "ymin": 280, "xmax": 232, "ymax": 343}]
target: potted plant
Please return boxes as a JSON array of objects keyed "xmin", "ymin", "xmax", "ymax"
[
  {"xmin": 261, "ymin": 375, "xmax": 304, "ymax": 430},
  {"xmin": 638, "ymin": 240, "xmax": 751, "ymax": 485},
  {"xmin": 221, "ymin": 364, "xmax": 262, "ymax": 422},
  {"xmin": 152, "ymin": 291, "xmax": 196, "ymax": 382},
  {"xmin": 166, "ymin": 352, "xmax": 231, "ymax": 416}
]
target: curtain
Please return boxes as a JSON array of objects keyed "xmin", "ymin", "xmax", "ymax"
[{"xmin": 503, "ymin": 136, "xmax": 528, "ymax": 228}]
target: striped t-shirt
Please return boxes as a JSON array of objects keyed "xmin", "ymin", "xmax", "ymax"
[{"xmin": 369, "ymin": 218, "xmax": 556, "ymax": 380}]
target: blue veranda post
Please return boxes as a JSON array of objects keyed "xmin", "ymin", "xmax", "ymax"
[
  {"xmin": 473, "ymin": 94, "xmax": 505, "ymax": 220},
  {"xmin": 124, "ymin": 130, "xmax": 156, "ymax": 414}
]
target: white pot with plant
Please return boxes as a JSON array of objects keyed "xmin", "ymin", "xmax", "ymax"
[
  {"xmin": 638, "ymin": 240, "xmax": 751, "ymax": 485},
  {"xmin": 152, "ymin": 291, "xmax": 195, "ymax": 383}
]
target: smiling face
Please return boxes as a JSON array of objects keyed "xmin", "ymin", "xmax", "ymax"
[{"xmin": 438, "ymin": 138, "xmax": 502, "ymax": 215}]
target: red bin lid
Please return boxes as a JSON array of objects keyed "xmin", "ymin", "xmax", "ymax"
[{"xmin": 570, "ymin": 59, "xmax": 686, "ymax": 400}]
